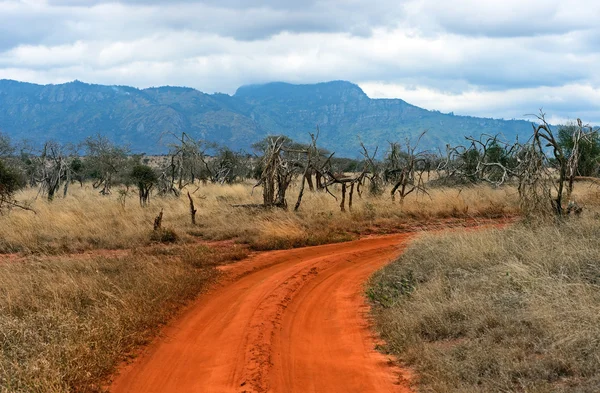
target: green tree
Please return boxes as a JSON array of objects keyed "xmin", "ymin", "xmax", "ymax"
[
  {"xmin": 84, "ymin": 135, "xmax": 129, "ymax": 194},
  {"xmin": 130, "ymin": 164, "xmax": 157, "ymax": 207},
  {"xmin": 0, "ymin": 133, "xmax": 13, "ymax": 158},
  {"xmin": 558, "ymin": 124, "xmax": 600, "ymax": 177},
  {"xmin": 483, "ymin": 140, "xmax": 512, "ymax": 182},
  {"xmin": 0, "ymin": 159, "xmax": 23, "ymax": 211},
  {"xmin": 461, "ymin": 148, "xmax": 481, "ymax": 182}
]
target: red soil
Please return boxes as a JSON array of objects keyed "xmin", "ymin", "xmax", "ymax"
[{"xmin": 109, "ymin": 233, "xmax": 415, "ymax": 393}]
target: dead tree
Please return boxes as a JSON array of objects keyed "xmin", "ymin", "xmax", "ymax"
[
  {"xmin": 435, "ymin": 112, "xmax": 596, "ymax": 218},
  {"xmin": 293, "ymin": 136, "xmax": 315, "ymax": 211},
  {"xmin": 464, "ymin": 134, "xmax": 520, "ymax": 187},
  {"xmin": 253, "ymin": 136, "xmax": 296, "ymax": 208},
  {"xmin": 34, "ymin": 142, "xmax": 76, "ymax": 201},
  {"xmin": 519, "ymin": 112, "xmax": 595, "ymax": 217},
  {"xmin": 158, "ymin": 132, "xmax": 202, "ymax": 195},
  {"xmin": 293, "ymin": 130, "xmax": 335, "ymax": 211},
  {"xmin": 166, "ymin": 132, "xmax": 204, "ymax": 190},
  {"xmin": 385, "ymin": 132, "xmax": 431, "ymax": 203},
  {"xmin": 359, "ymin": 143, "xmax": 383, "ymax": 195},
  {"xmin": 435, "ymin": 133, "xmax": 520, "ymax": 188},
  {"xmin": 246, "ymin": 131, "xmax": 336, "ymax": 211},
  {"xmin": 565, "ymin": 118, "xmax": 597, "ymax": 198},
  {"xmin": 321, "ymin": 170, "xmax": 366, "ymax": 212}
]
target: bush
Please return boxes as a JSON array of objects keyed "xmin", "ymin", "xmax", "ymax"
[
  {"xmin": 150, "ymin": 228, "xmax": 178, "ymax": 243},
  {"xmin": 0, "ymin": 159, "xmax": 23, "ymax": 209}
]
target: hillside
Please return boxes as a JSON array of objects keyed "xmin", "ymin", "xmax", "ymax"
[{"xmin": 0, "ymin": 79, "xmax": 533, "ymax": 157}]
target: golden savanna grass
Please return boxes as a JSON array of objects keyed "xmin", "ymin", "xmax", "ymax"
[
  {"xmin": 5, "ymin": 179, "xmax": 596, "ymax": 392},
  {"xmin": 0, "ymin": 181, "xmax": 519, "ymax": 253},
  {"xmin": 0, "ymin": 245, "xmax": 232, "ymax": 393},
  {"xmin": 369, "ymin": 213, "xmax": 600, "ymax": 392}
]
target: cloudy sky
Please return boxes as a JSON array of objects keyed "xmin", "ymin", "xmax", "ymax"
[{"xmin": 1, "ymin": 0, "xmax": 599, "ymax": 123}]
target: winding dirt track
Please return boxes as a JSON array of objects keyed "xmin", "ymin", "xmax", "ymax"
[{"xmin": 110, "ymin": 234, "xmax": 414, "ymax": 393}]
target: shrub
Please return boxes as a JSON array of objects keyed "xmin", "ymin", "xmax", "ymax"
[
  {"xmin": 0, "ymin": 159, "xmax": 23, "ymax": 210},
  {"xmin": 150, "ymin": 228, "xmax": 178, "ymax": 243}
]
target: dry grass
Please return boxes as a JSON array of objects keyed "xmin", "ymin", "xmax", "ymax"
[
  {"xmin": 0, "ymin": 244, "xmax": 247, "ymax": 393},
  {"xmin": 0, "ymin": 179, "xmax": 543, "ymax": 393},
  {"xmin": 368, "ymin": 216, "xmax": 600, "ymax": 393},
  {"xmin": 2, "ymin": 178, "xmax": 598, "ymax": 392},
  {"xmin": 0, "ymin": 181, "xmax": 518, "ymax": 392},
  {"xmin": 0, "ymin": 182, "xmax": 519, "ymax": 254}
]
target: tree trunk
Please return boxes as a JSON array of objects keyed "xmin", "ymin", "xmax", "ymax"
[
  {"xmin": 294, "ymin": 176, "xmax": 306, "ymax": 212},
  {"xmin": 391, "ymin": 182, "xmax": 399, "ymax": 202},
  {"xmin": 306, "ymin": 172, "xmax": 314, "ymax": 192},
  {"xmin": 340, "ymin": 183, "xmax": 346, "ymax": 212},
  {"xmin": 187, "ymin": 192, "xmax": 197, "ymax": 225},
  {"xmin": 63, "ymin": 169, "xmax": 71, "ymax": 198}
]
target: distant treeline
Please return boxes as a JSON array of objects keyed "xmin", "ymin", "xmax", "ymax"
[{"xmin": 0, "ymin": 115, "xmax": 598, "ymax": 217}]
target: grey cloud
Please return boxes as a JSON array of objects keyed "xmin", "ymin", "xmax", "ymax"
[
  {"xmin": 48, "ymin": 0, "xmax": 320, "ymax": 9},
  {"xmin": 1, "ymin": 0, "xmax": 600, "ymax": 124},
  {"xmin": 40, "ymin": 0, "xmax": 403, "ymax": 41}
]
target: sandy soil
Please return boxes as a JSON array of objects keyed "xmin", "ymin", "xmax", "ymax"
[{"xmin": 109, "ymin": 233, "xmax": 415, "ymax": 393}]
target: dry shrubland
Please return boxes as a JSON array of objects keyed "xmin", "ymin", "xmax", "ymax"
[
  {"xmin": 3, "ymin": 177, "xmax": 598, "ymax": 392},
  {"xmin": 368, "ymin": 214, "xmax": 600, "ymax": 392},
  {"xmin": 0, "ymin": 180, "xmax": 518, "ymax": 391},
  {"xmin": 0, "ymin": 181, "xmax": 518, "ymax": 254}
]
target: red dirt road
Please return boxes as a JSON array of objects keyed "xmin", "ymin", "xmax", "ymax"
[{"xmin": 110, "ymin": 234, "xmax": 414, "ymax": 393}]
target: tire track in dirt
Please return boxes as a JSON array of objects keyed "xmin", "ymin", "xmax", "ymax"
[
  {"xmin": 109, "ymin": 233, "xmax": 416, "ymax": 393},
  {"xmin": 240, "ymin": 264, "xmax": 320, "ymax": 392}
]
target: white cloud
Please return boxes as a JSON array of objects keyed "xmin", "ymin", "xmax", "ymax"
[
  {"xmin": 360, "ymin": 82, "xmax": 600, "ymax": 123},
  {"xmin": 0, "ymin": 0, "xmax": 600, "ymax": 123}
]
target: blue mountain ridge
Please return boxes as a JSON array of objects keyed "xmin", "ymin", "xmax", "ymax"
[{"xmin": 0, "ymin": 79, "xmax": 534, "ymax": 157}]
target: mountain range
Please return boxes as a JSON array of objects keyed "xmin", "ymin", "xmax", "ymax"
[{"xmin": 0, "ymin": 79, "xmax": 534, "ymax": 157}]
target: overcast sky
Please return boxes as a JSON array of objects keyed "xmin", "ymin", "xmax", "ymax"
[{"xmin": 1, "ymin": 0, "xmax": 599, "ymax": 123}]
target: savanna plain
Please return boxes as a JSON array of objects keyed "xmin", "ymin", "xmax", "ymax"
[{"xmin": 2, "ymin": 174, "xmax": 600, "ymax": 392}]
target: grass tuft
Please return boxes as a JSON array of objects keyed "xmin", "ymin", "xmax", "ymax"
[{"xmin": 149, "ymin": 227, "xmax": 178, "ymax": 243}]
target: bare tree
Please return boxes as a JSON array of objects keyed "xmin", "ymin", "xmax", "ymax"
[
  {"xmin": 160, "ymin": 132, "xmax": 208, "ymax": 195},
  {"xmin": 85, "ymin": 135, "xmax": 128, "ymax": 195},
  {"xmin": 359, "ymin": 142, "xmax": 383, "ymax": 196},
  {"xmin": 435, "ymin": 134, "xmax": 519, "ymax": 187},
  {"xmin": 463, "ymin": 134, "xmax": 520, "ymax": 187},
  {"xmin": 518, "ymin": 112, "xmax": 595, "ymax": 217},
  {"xmin": 437, "ymin": 111, "xmax": 596, "ymax": 218},
  {"xmin": 33, "ymin": 141, "xmax": 78, "ymax": 201},
  {"xmin": 384, "ymin": 132, "xmax": 431, "ymax": 202},
  {"xmin": 321, "ymin": 171, "xmax": 365, "ymax": 212},
  {"xmin": 253, "ymin": 136, "xmax": 298, "ymax": 208},
  {"xmin": 293, "ymin": 130, "xmax": 336, "ymax": 211}
]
